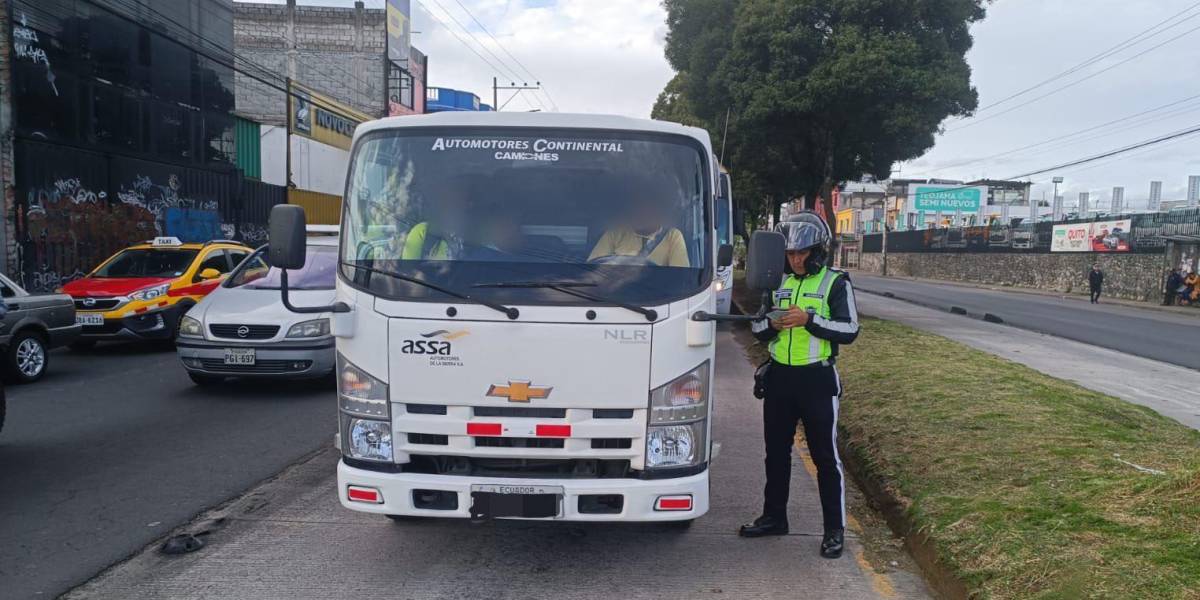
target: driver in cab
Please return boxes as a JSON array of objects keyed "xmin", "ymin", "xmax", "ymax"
[{"xmin": 588, "ymin": 176, "xmax": 690, "ymax": 268}]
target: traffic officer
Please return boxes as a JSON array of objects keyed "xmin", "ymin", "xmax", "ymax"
[{"xmin": 739, "ymin": 211, "xmax": 860, "ymax": 560}]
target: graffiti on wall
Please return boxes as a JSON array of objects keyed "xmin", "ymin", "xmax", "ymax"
[{"xmin": 13, "ymin": 13, "xmax": 58, "ymax": 96}]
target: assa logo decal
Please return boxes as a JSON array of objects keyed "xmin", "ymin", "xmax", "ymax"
[{"xmin": 403, "ymin": 330, "xmax": 469, "ymax": 366}]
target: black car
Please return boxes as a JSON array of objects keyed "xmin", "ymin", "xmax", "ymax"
[{"xmin": 0, "ymin": 273, "xmax": 81, "ymax": 383}]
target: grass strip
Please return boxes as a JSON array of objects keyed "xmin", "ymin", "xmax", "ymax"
[{"xmin": 836, "ymin": 317, "xmax": 1200, "ymax": 599}]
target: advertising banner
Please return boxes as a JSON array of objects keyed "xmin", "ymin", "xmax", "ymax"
[
  {"xmin": 910, "ymin": 185, "xmax": 987, "ymax": 213},
  {"xmin": 1051, "ymin": 223, "xmax": 1092, "ymax": 252},
  {"xmin": 1089, "ymin": 218, "xmax": 1132, "ymax": 252},
  {"xmin": 387, "ymin": 0, "xmax": 411, "ymax": 63},
  {"xmin": 288, "ymin": 82, "xmax": 372, "ymax": 151},
  {"xmin": 1051, "ymin": 219, "xmax": 1132, "ymax": 252}
]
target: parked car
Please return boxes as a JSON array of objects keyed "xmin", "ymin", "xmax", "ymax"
[
  {"xmin": 176, "ymin": 233, "xmax": 337, "ymax": 385},
  {"xmin": 0, "ymin": 272, "xmax": 80, "ymax": 383},
  {"xmin": 61, "ymin": 237, "xmax": 253, "ymax": 347}
]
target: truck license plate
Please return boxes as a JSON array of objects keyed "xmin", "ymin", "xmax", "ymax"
[
  {"xmin": 224, "ymin": 348, "xmax": 256, "ymax": 365},
  {"xmin": 76, "ymin": 314, "xmax": 104, "ymax": 326},
  {"xmin": 470, "ymin": 484, "xmax": 564, "ymax": 496}
]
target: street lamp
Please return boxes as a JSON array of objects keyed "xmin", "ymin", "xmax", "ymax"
[{"xmin": 1051, "ymin": 176, "xmax": 1064, "ymax": 221}]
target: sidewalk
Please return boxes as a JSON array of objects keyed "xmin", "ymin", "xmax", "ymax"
[
  {"xmin": 848, "ymin": 270, "xmax": 1199, "ymax": 317},
  {"xmin": 64, "ymin": 329, "xmax": 931, "ymax": 600},
  {"xmin": 857, "ymin": 294, "xmax": 1200, "ymax": 431}
]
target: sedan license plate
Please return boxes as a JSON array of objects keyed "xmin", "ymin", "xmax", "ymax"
[
  {"xmin": 224, "ymin": 348, "xmax": 256, "ymax": 365},
  {"xmin": 76, "ymin": 313, "xmax": 104, "ymax": 326}
]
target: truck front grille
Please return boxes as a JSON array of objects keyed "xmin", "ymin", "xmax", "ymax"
[{"xmin": 402, "ymin": 455, "xmax": 633, "ymax": 479}]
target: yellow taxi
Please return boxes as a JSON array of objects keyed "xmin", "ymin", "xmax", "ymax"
[{"xmin": 61, "ymin": 237, "xmax": 253, "ymax": 347}]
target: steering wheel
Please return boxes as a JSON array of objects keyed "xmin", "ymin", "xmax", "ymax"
[{"xmin": 587, "ymin": 254, "xmax": 654, "ymax": 266}]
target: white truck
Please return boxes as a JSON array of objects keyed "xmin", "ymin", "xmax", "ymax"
[{"xmin": 268, "ymin": 112, "xmax": 782, "ymax": 523}]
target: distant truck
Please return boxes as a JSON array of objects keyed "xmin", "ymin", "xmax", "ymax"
[{"xmin": 267, "ymin": 112, "xmax": 780, "ymax": 524}]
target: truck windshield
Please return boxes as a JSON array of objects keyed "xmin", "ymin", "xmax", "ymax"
[{"xmin": 341, "ymin": 128, "xmax": 711, "ymax": 306}]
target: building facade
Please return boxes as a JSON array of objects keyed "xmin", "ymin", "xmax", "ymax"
[{"xmin": 1, "ymin": 0, "xmax": 283, "ymax": 290}]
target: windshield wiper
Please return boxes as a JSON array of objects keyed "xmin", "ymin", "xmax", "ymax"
[
  {"xmin": 474, "ymin": 280, "xmax": 658, "ymax": 322},
  {"xmin": 341, "ymin": 262, "xmax": 519, "ymax": 320}
]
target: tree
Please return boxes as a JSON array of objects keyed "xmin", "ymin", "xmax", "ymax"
[{"xmin": 659, "ymin": 0, "xmax": 986, "ymax": 231}]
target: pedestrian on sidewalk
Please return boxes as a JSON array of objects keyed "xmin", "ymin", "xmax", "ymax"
[
  {"xmin": 742, "ymin": 211, "xmax": 860, "ymax": 560},
  {"xmin": 1088, "ymin": 263, "xmax": 1104, "ymax": 304},
  {"xmin": 1164, "ymin": 268, "xmax": 1184, "ymax": 306}
]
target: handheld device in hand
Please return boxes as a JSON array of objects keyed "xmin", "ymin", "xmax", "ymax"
[{"xmin": 767, "ymin": 309, "xmax": 791, "ymax": 321}]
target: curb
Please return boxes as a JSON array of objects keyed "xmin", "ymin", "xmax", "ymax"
[{"xmin": 858, "ymin": 287, "xmax": 1004, "ymax": 327}]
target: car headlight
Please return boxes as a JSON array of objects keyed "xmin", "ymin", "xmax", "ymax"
[
  {"xmin": 287, "ymin": 318, "xmax": 330, "ymax": 338},
  {"xmin": 346, "ymin": 418, "xmax": 393, "ymax": 462},
  {"xmin": 178, "ymin": 315, "xmax": 203, "ymax": 338},
  {"xmin": 337, "ymin": 355, "xmax": 389, "ymax": 419},
  {"xmin": 646, "ymin": 362, "xmax": 709, "ymax": 469},
  {"xmin": 130, "ymin": 283, "xmax": 170, "ymax": 302}
]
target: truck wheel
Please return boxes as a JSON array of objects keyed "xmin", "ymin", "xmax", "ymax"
[
  {"xmin": 6, "ymin": 330, "xmax": 49, "ymax": 384},
  {"xmin": 188, "ymin": 372, "xmax": 225, "ymax": 387},
  {"xmin": 68, "ymin": 340, "xmax": 97, "ymax": 352}
]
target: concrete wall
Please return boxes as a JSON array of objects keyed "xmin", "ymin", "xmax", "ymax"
[
  {"xmin": 234, "ymin": 1, "xmax": 386, "ymax": 125},
  {"xmin": 858, "ymin": 252, "xmax": 1172, "ymax": 302}
]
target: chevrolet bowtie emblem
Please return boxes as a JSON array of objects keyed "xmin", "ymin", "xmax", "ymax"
[{"xmin": 486, "ymin": 381, "xmax": 553, "ymax": 403}]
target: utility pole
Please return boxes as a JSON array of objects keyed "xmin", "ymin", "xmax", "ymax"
[{"xmin": 493, "ymin": 79, "xmax": 543, "ymax": 111}]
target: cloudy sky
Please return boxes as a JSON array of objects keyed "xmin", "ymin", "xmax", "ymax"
[{"xmin": 245, "ymin": 0, "xmax": 1200, "ymax": 209}]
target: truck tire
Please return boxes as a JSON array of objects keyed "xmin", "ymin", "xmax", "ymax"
[
  {"xmin": 5, "ymin": 330, "xmax": 49, "ymax": 384},
  {"xmin": 188, "ymin": 372, "xmax": 225, "ymax": 387}
]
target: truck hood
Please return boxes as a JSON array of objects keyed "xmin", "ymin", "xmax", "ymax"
[
  {"xmin": 388, "ymin": 318, "xmax": 652, "ymax": 410},
  {"xmin": 62, "ymin": 277, "xmax": 173, "ymax": 297}
]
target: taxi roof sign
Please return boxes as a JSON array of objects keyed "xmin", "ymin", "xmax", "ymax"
[{"xmin": 152, "ymin": 237, "xmax": 184, "ymax": 247}]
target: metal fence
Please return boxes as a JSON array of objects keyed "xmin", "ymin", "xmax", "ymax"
[
  {"xmin": 861, "ymin": 208, "xmax": 1200, "ymax": 255},
  {"xmin": 13, "ymin": 139, "xmax": 285, "ymax": 291}
]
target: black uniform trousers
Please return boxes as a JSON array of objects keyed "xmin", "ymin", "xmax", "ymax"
[{"xmin": 761, "ymin": 361, "xmax": 845, "ymax": 532}]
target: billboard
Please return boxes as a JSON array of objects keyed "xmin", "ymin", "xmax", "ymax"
[
  {"xmin": 1051, "ymin": 219, "xmax": 1132, "ymax": 253},
  {"xmin": 909, "ymin": 185, "xmax": 986, "ymax": 213},
  {"xmin": 387, "ymin": 0, "xmax": 411, "ymax": 63},
  {"xmin": 288, "ymin": 82, "xmax": 372, "ymax": 151}
]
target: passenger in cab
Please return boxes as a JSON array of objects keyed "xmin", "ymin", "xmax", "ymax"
[
  {"xmin": 401, "ymin": 177, "xmax": 474, "ymax": 260},
  {"xmin": 588, "ymin": 176, "xmax": 690, "ymax": 267}
]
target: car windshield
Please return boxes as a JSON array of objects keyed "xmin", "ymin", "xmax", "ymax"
[
  {"xmin": 228, "ymin": 245, "xmax": 338, "ymax": 290},
  {"xmin": 341, "ymin": 127, "xmax": 711, "ymax": 306},
  {"xmin": 92, "ymin": 249, "xmax": 198, "ymax": 278}
]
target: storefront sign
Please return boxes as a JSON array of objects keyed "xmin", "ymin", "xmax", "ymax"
[
  {"xmin": 288, "ymin": 82, "xmax": 372, "ymax": 151},
  {"xmin": 387, "ymin": 0, "xmax": 411, "ymax": 63}
]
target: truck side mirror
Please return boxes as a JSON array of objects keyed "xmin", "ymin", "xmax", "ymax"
[
  {"xmin": 717, "ymin": 244, "xmax": 734, "ymax": 268},
  {"xmin": 269, "ymin": 205, "xmax": 307, "ymax": 270},
  {"xmin": 745, "ymin": 231, "xmax": 785, "ymax": 291}
]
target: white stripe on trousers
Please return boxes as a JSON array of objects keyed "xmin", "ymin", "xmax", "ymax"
[{"xmin": 832, "ymin": 367, "xmax": 846, "ymax": 529}]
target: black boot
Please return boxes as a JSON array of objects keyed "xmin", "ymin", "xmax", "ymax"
[
  {"xmin": 738, "ymin": 515, "xmax": 789, "ymax": 537},
  {"xmin": 821, "ymin": 528, "xmax": 844, "ymax": 558}
]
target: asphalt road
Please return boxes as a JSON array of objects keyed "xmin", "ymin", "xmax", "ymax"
[
  {"xmin": 853, "ymin": 274, "xmax": 1200, "ymax": 371},
  {"xmin": 0, "ymin": 343, "xmax": 336, "ymax": 600}
]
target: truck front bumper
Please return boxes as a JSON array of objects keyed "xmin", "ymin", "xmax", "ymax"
[{"xmin": 337, "ymin": 459, "xmax": 709, "ymax": 522}]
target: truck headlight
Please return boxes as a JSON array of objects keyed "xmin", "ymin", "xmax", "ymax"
[
  {"xmin": 337, "ymin": 355, "xmax": 388, "ymax": 419},
  {"xmin": 646, "ymin": 422, "xmax": 705, "ymax": 469},
  {"xmin": 346, "ymin": 418, "xmax": 393, "ymax": 461},
  {"xmin": 287, "ymin": 318, "xmax": 330, "ymax": 338},
  {"xmin": 178, "ymin": 315, "xmax": 203, "ymax": 338},
  {"xmin": 130, "ymin": 283, "xmax": 170, "ymax": 302},
  {"xmin": 715, "ymin": 280, "xmax": 726, "ymax": 291},
  {"xmin": 646, "ymin": 362, "xmax": 709, "ymax": 469}
]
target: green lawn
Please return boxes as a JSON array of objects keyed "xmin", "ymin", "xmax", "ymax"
[{"xmin": 836, "ymin": 318, "xmax": 1200, "ymax": 599}]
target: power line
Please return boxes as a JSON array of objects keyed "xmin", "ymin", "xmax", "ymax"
[
  {"xmin": 447, "ymin": 0, "xmax": 558, "ymax": 111},
  {"xmin": 968, "ymin": 1, "xmax": 1200, "ymax": 115},
  {"xmin": 926, "ymin": 90, "xmax": 1200, "ymax": 176},
  {"xmin": 1006, "ymin": 122, "xmax": 1200, "ymax": 180},
  {"xmin": 415, "ymin": 1, "xmax": 530, "ymax": 104},
  {"xmin": 945, "ymin": 19, "xmax": 1200, "ymax": 133}
]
